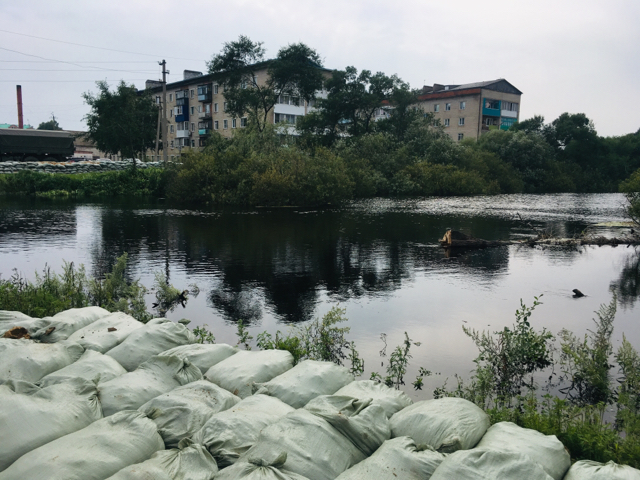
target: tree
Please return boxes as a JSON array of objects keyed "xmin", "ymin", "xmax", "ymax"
[
  {"xmin": 83, "ymin": 80, "xmax": 158, "ymax": 165},
  {"xmin": 37, "ymin": 114, "xmax": 62, "ymax": 131},
  {"xmin": 207, "ymin": 36, "xmax": 324, "ymax": 132}
]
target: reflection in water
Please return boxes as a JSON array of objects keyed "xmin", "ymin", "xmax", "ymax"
[{"xmin": 611, "ymin": 248, "xmax": 640, "ymax": 308}]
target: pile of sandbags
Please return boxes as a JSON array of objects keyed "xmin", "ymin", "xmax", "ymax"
[
  {"xmin": 334, "ymin": 379, "xmax": 413, "ymax": 418},
  {"xmin": 161, "ymin": 343, "xmax": 238, "ymax": 374},
  {"xmin": 39, "ymin": 349, "xmax": 127, "ymax": 386},
  {"xmin": 65, "ymin": 312, "xmax": 144, "ymax": 353},
  {"xmin": 31, "ymin": 307, "xmax": 111, "ymax": 343}
]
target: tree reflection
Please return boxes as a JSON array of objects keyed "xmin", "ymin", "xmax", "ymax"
[{"xmin": 611, "ymin": 248, "xmax": 640, "ymax": 307}]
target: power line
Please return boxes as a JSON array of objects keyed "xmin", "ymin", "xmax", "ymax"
[
  {"xmin": 0, "ymin": 79, "xmax": 151, "ymax": 83},
  {"xmin": 0, "ymin": 29, "xmax": 204, "ymax": 62},
  {"xmin": 1, "ymin": 68, "xmax": 159, "ymax": 72},
  {"xmin": 0, "ymin": 60, "xmax": 158, "ymax": 64}
]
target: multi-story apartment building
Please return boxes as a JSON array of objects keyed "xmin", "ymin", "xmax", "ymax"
[
  {"xmin": 416, "ymin": 79, "xmax": 522, "ymax": 142},
  {"xmin": 144, "ymin": 66, "xmax": 328, "ymax": 161}
]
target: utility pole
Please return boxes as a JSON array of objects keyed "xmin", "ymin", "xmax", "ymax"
[
  {"xmin": 159, "ymin": 60, "xmax": 169, "ymax": 164},
  {"xmin": 155, "ymin": 104, "xmax": 161, "ymax": 157}
]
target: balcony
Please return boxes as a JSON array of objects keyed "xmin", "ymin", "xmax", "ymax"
[
  {"xmin": 199, "ymin": 111, "xmax": 212, "ymax": 119},
  {"xmin": 199, "ymin": 128, "xmax": 211, "ymax": 136},
  {"xmin": 176, "ymin": 97, "xmax": 188, "ymax": 107},
  {"xmin": 482, "ymin": 98, "xmax": 501, "ymax": 117},
  {"xmin": 176, "ymin": 130, "xmax": 190, "ymax": 138},
  {"xmin": 198, "ymin": 92, "xmax": 212, "ymax": 102},
  {"xmin": 501, "ymin": 110, "xmax": 518, "ymax": 118}
]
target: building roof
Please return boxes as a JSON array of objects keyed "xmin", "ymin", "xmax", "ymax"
[{"xmin": 420, "ymin": 79, "xmax": 522, "ymax": 98}]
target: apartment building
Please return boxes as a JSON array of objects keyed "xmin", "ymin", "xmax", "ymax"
[
  {"xmin": 144, "ymin": 65, "xmax": 328, "ymax": 161},
  {"xmin": 416, "ymin": 79, "xmax": 522, "ymax": 142}
]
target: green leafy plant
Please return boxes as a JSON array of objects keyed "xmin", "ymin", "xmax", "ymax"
[
  {"xmin": 192, "ymin": 324, "xmax": 216, "ymax": 344},
  {"xmin": 235, "ymin": 319, "xmax": 253, "ymax": 350}
]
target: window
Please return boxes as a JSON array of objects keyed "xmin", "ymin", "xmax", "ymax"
[
  {"xmin": 445, "ymin": 103, "xmax": 451, "ymax": 111},
  {"xmin": 155, "ymin": 96, "xmax": 161, "ymax": 104},
  {"xmin": 169, "ymin": 109, "xmax": 173, "ymax": 118},
  {"xmin": 198, "ymin": 105, "xmax": 202, "ymax": 113},
  {"xmin": 458, "ymin": 133, "xmax": 464, "ymax": 141},
  {"xmin": 460, "ymin": 101, "xmax": 466, "ymax": 110},
  {"xmin": 214, "ymin": 103, "xmax": 218, "ymax": 113},
  {"xmin": 191, "ymin": 139, "xmax": 195, "ymax": 147},
  {"xmin": 190, "ymin": 89, "xmax": 194, "ymax": 99},
  {"xmin": 444, "ymin": 118, "xmax": 450, "ymax": 127},
  {"xmin": 459, "ymin": 117, "xmax": 465, "ymax": 126},
  {"xmin": 170, "ymin": 125, "xmax": 174, "ymax": 133},
  {"xmin": 169, "ymin": 93, "xmax": 173, "ymax": 102},
  {"xmin": 274, "ymin": 113, "xmax": 296, "ymax": 124},
  {"xmin": 170, "ymin": 140, "xmax": 174, "ymax": 148},
  {"xmin": 175, "ymin": 106, "xmax": 183, "ymax": 115},
  {"xmin": 241, "ymin": 117, "xmax": 247, "ymax": 127},
  {"xmin": 223, "ymin": 102, "xmax": 227, "ymax": 112},
  {"xmin": 214, "ymin": 120, "xmax": 219, "ymax": 130},
  {"xmin": 223, "ymin": 120, "xmax": 228, "ymax": 129},
  {"xmin": 213, "ymin": 84, "xmax": 218, "ymax": 94},
  {"xmin": 434, "ymin": 104, "xmax": 439, "ymax": 112},
  {"xmin": 485, "ymin": 99, "xmax": 500, "ymax": 109},
  {"xmin": 232, "ymin": 118, "xmax": 237, "ymax": 128},
  {"xmin": 171, "ymin": 155, "xmax": 175, "ymax": 161},
  {"xmin": 190, "ymin": 106, "xmax": 194, "ymax": 115},
  {"xmin": 191, "ymin": 122, "xmax": 195, "ymax": 132},
  {"xmin": 503, "ymin": 101, "xmax": 519, "ymax": 112},
  {"xmin": 205, "ymin": 104, "xmax": 211, "ymax": 114}
]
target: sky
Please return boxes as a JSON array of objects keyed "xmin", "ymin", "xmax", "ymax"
[{"xmin": 1, "ymin": 0, "xmax": 639, "ymax": 137}]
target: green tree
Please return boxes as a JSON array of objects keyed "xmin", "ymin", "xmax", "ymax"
[
  {"xmin": 83, "ymin": 80, "xmax": 158, "ymax": 165},
  {"xmin": 37, "ymin": 114, "xmax": 62, "ymax": 131},
  {"xmin": 207, "ymin": 36, "xmax": 324, "ymax": 132}
]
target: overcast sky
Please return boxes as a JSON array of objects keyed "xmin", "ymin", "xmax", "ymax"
[{"xmin": 1, "ymin": 0, "xmax": 638, "ymax": 137}]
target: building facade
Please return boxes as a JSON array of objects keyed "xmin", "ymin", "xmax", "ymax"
[
  {"xmin": 416, "ymin": 79, "xmax": 522, "ymax": 142},
  {"xmin": 144, "ymin": 66, "xmax": 328, "ymax": 161}
]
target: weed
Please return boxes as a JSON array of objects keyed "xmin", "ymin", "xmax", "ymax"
[
  {"xmin": 235, "ymin": 320, "xmax": 253, "ymax": 350},
  {"xmin": 192, "ymin": 324, "xmax": 216, "ymax": 344}
]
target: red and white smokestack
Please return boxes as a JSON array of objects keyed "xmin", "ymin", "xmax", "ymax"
[{"xmin": 16, "ymin": 85, "xmax": 24, "ymax": 129}]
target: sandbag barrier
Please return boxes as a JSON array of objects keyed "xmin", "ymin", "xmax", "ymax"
[
  {"xmin": 0, "ymin": 159, "xmax": 164, "ymax": 175},
  {"xmin": 1, "ymin": 307, "xmax": 640, "ymax": 480}
]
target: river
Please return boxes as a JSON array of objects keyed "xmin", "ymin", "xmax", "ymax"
[{"xmin": 1, "ymin": 193, "xmax": 638, "ymax": 399}]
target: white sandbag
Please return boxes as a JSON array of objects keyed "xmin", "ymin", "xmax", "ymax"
[
  {"xmin": 476, "ymin": 421, "xmax": 570, "ymax": 480},
  {"xmin": 205, "ymin": 350, "xmax": 294, "ymax": 398},
  {"xmin": 99, "ymin": 354, "xmax": 203, "ymax": 416},
  {"xmin": 0, "ymin": 338, "xmax": 84, "ymax": 383},
  {"xmin": 32, "ymin": 306, "xmax": 111, "ymax": 343},
  {"xmin": 105, "ymin": 439, "xmax": 218, "ymax": 480},
  {"xmin": 0, "ymin": 410, "xmax": 165, "ymax": 480},
  {"xmin": 65, "ymin": 311, "xmax": 144, "ymax": 353},
  {"xmin": 239, "ymin": 409, "xmax": 368, "ymax": 480},
  {"xmin": 304, "ymin": 395, "xmax": 391, "ymax": 457},
  {"xmin": 191, "ymin": 394, "xmax": 295, "ymax": 468},
  {"xmin": 430, "ymin": 448, "xmax": 554, "ymax": 480},
  {"xmin": 216, "ymin": 453, "xmax": 311, "ymax": 480},
  {"xmin": 161, "ymin": 343, "xmax": 238, "ymax": 373},
  {"xmin": 0, "ymin": 310, "xmax": 47, "ymax": 333},
  {"xmin": 563, "ymin": 460, "xmax": 640, "ymax": 480},
  {"xmin": 106, "ymin": 319, "xmax": 196, "ymax": 371},
  {"xmin": 0, "ymin": 378, "xmax": 102, "ymax": 472},
  {"xmin": 335, "ymin": 437, "xmax": 445, "ymax": 480},
  {"xmin": 253, "ymin": 360, "xmax": 354, "ymax": 408},
  {"xmin": 140, "ymin": 379, "xmax": 240, "ymax": 448},
  {"xmin": 390, "ymin": 397, "xmax": 489, "ymax": 453},
  {"xmin": 334, "ymin": 380, "xmax": 413, "ymax": 418},
  {"xmin": 39, "ymin": 349, "xmax": 127, "ymax": 387}
]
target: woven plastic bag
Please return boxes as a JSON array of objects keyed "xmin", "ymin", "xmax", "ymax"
[
  {"xmin": 205, "ymin": 350, "xmax": 293, "ymax": 398},
  {"xmin": 215, "ymin": 453, "xmax": 311, "ymax": 480},
  {"xmin": 0, "ymin": 377, "xmax": 103, "ymax": 472},
  {"xmin": 0, "ymin": 410, "xmax": 164, "ymax": 480},
  {"xmin": 563, "ymin": 460, "xmax": 640, "ymax": 480},
  {"xmin": 161, "ymin": 343, "xmax": 238, "ymax": 374},
  {"xmin": 32, "ymin": 306, "xmax": 111, "ymax": 343},
  {"xmin": 334, "ymin": 380, "xmax": 413, "ymax": 418},
  {"xmin": 390, "ymin": 397, "xmax": 489, "ymax": 453},
  {"xmin": 65, "ymin": 311, "xmax": 144, "ymax": 353},
  {"xmin": 476, "ymin": 421, "xmax": 570, "ymax": 480},
  {"xmin": 106, "ymin": 318, "xmax": 196, "ymax": 371},
  {"xmin": 39, "ymin": 349, "xmax": 126, "ymax": 387},
  {"xmin": 140, "ymin": 379, "xmax": 240, "ymax": 447},
  {"xmin": 253, "ymin": 360, "xmax": 354, "ymax": 408},
  {"xmin": 99, "ymin": 354, "xmax": 202, "ymax": 416}
]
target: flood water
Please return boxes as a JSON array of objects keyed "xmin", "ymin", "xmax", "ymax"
[{"xmin": 1, "ymin": 193, "xmax": 638, "ymax": 400}]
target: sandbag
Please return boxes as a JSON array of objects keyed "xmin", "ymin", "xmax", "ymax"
[
  {"xmin": 99, "ymin": 354, "xmax": 203, "ymax": 416},
  {"xmin": 0, "ymin": 310, "xmax": 47, "ymax": 333},
  {"xmin": 65, "ymin": 311, "xmax": 144, "ymax": 353},
  {"xmin": 39, "ymin": 349, "xmax": 127, "ymax": 387},
  {"xmin": 304, "ymin": 395, "xmax": 391, "ymax": 457},
  {"xmin": 430, "ymin": 448, "xmax": 554, "ymax": 480},
  {"xmin": 334, "ymin": 380, "xmax": 413, "ymax": 418},
  {"xmin": 205, "ymin": 350, "xmax": 293, "ymax": 398},
  {"xmin": 215, "ymin": 453, "xmax": 311, "ymax": 480},
  {"xmin": 191, "ymin": 394, "xmax": 295, "ymax": 468},
  {"xmin": 563, "ymin": 460, "xmax": 640, "ymax": 480},
  {"xmin": 253, "ymin": 360, "xmax": 354, "ymax": 408},
  {"xmin": 32, "ymin": 306, "xmax": 111, "ymax": 343},
  {"xmin": 106, "ymin": 319, "xmax": 196, "ymax": 371},
  {"xmin": 161, "ymin": 343, "xmax": 238, "ymax": 373},
  {"xmin": 105, "ymin": 439, "xmax": 218, "ymax": 480},
  {"xmin": 476, "ymin": 421, "xmax": 570, "ymax": 480},
  {"xmin": 140, "ymin": 379, "xmax": 240, "ymax": 447},
  {"xmin": 0, "ymin": 410, "xmax": 165, "ymax": 480},
  {"xmin": 390, "ymin": 397, "xmax": 489, "ymax": 453},
  {"xmin": 335, "ymin": 437, "xmax": 445, "ymax": 480},
  {"xmin": 0, "ymin": 338, "xmax": 84, "ymax": 384},
  {"xmin": 0, "ymin": 378, "xmax": 103, "ymax": 472},
  {"xmin": 239, "ymin": 409, "xmax": 368, "ymax": 480}
]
